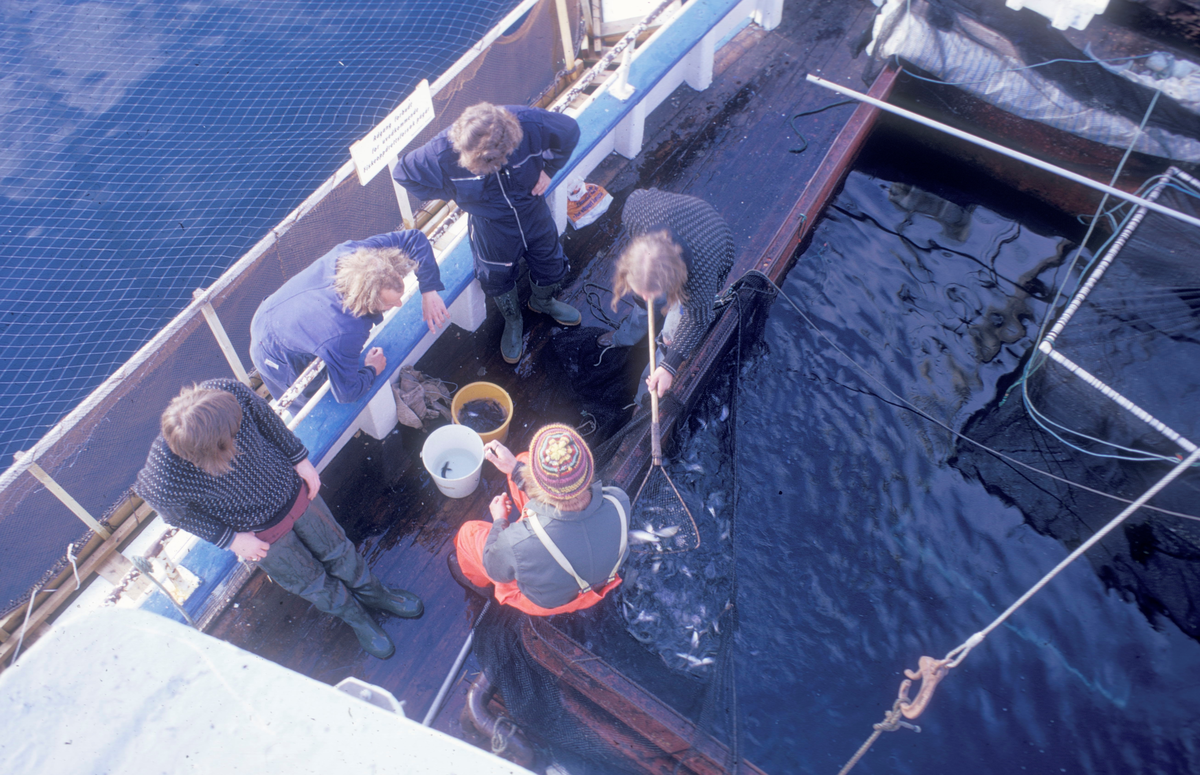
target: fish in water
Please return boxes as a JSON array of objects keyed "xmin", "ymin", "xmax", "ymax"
[
  {"xmin": 458, "ymin": 398, "xmax": 506, "ymax": 433},
  {"xmin": 629, "ymin": 529, "xmax": 660, "ymax": 544},
  {"xmin": 675, "ymin": 653, "xmax": 715, "ymax": 668},
  {"xmin": 440, "ymin": 461, "xmax": 452, "ymax": 477}
]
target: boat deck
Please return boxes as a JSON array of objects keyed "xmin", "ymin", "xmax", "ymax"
[{"xmin": 205, "ymin": 0, "xmax": 880, "ymax": 749}]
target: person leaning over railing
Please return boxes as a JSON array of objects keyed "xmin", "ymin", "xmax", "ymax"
[
  {"xmin": 250, "ymin": 229, "xmax": 449, "ymax": 408},
  {"xmin": 134, "ymin": 379, "xmax": 422, "ymax": 659},
  {"xmin": 448, "ymin": 424, "xmax": 629, "ymax": 616},
  {"xmin": 392, "ymin": 102, "xmax": 581, "ymax": 365},
  {"xmin": 600, "ymin": 188, "xmax": 736, "ymax": 403}
]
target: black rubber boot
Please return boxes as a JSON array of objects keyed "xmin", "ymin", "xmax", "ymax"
[
  {"xmin": 447, "ymin": 552, "xmax": 494, "ymax": 599},
  {"xmin": 494, "ymin": 287, "xmax": 524, "ymax": 364},
  {"xmin": 353, "ymin": 576, "xmax": 424, "ymax": 619},
  {"xmin": 335, "ymin": 598, "xmax": 395, "ymax": 659},
  {"xmin": 528, "ymin": 280, "xmax": 581, "ymax": 326}
]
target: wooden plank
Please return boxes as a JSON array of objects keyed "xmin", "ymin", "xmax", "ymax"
[
  {"xmin": 523, "ymin": 617, "xmax": 767, "ymax": 775},
  {"xmin": 0, "ymin": 507, "xmax": 150, "ymax": 667}
]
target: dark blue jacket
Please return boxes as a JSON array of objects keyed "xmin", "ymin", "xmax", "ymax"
[
  {"xmin": 392, "ymin": 105, "xmax": 579, "ymax": 229},
  {"xmin": 250, "ymin": 230, "xmax": 442, "ymax": 404}
]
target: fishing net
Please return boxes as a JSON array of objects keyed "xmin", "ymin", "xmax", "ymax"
[
  {"xmin": 469, "ymin": 276, "xmax": 775, "ymax": 773},
  {"xmin": 866, "ymin": 0, "xmax": 1200, "ymax": 161},
  {"xmin": 470, "ymin": 603, "xmax": 645, "ymax": 775},
  {"xmin": 954, "ymin": 168, "xmax": 1200, "ymax": 639}
]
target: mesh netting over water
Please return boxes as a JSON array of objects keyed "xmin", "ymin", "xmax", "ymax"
[
  {"xmin": 1029, "ymin": 175, "xmax": 1200, "ymax": 458},
  {"xmin": 0, "ymin": 0, "xmax": 581, "ymax": 617},
  {"xmin": 0, "ymin": 0, "xmax": 525, "ymax": 462},
  {"xmin": 955, "ymin": 170, "xmax": 1200, "ymax": 639}
]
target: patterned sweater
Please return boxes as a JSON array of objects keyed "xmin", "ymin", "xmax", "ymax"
[
  {"xmin": 135, "ymin": 379, "xmax": 309, "ymax": 548},
  {"xmin": 621, "ymin": 188, "xmax": 736, "ymax": 374}
]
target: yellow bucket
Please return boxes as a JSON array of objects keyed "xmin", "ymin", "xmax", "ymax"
[{"xmin": 451, "ymin": 382, "xmax": 513, "ymax": 445}]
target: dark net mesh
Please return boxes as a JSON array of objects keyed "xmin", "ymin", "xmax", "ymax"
[
  {"xmin": 0, "ymin": 0, "xmax": 580, "ymax": 618},
  {"xmin": 470, "ymin": 282, "xmax": 772, "ymax": 772},
  {"xmin": 954, "ymin": 170, "xmax": 1200, "ymax": 639},
  {"xmin": 1030, "ymin": 177, "xmax": 1200, "ymax": 456}
]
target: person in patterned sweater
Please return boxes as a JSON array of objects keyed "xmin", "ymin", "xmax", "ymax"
[
  {"xmin": 603, "ymin": 188, "xmax": 736, "ymax": 401},
  {"xmin": 135, "ymin": 378, "xmax": 421, "ymax": 659}
]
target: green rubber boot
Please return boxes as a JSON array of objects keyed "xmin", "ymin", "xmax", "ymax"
[
  {"xmin": 352, "ymin": 575, "xmax": 424, "ymax": 619},
  {"xmin": 528, "ymin": 280, "xmax": 581, "ymax": 327},
  {"xmin": 494, "ymin": 287, "xmax": 524, "ymax": 364},
  {"xmin": 334, "ymin": 596, "xmax": 395, "ymax": 659}
]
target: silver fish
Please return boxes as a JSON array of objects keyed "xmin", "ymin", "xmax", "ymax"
[
  {"xmin": 629, "ymin": 529, "xmax": 660, "ymax": 544},
  {"xmin": 691, "ymin": 629, "xmax": 700, "ymax": 649},
  {"xmin": 654, "ymin": 525, "xmax": 680, "ymax": 538},
  {"xmin": 635, "ymin": 611, "xmax": 657, "ymax": 623},
  {"xmin": 675, "ymin": 653, "xmax": 715, "ymax": 668}
]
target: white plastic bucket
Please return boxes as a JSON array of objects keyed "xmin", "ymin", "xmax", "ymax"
[{"xmin": 421, "ymin": 424, "xmax": 484, "ymax": 498}]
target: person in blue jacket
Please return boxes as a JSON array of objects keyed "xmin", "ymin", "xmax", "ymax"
[
  {"xmin": 392, "ymin": 102, "xmax": 581, "ymax": 364},
  {"xmin": 250, "ymin": 230, "xmax": 448, "ymax": 407}
]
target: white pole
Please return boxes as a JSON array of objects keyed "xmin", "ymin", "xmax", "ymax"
[{"xmin": 804, "ymin": 74, "xmax": 1200, "ymax": 232}]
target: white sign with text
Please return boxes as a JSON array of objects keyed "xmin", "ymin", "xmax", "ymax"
[{"xmin": 350, "ymin": 79, "xmax": 435, "ymax": 185}]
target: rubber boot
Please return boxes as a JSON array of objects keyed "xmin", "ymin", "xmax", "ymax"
[
  {"xmin": 494, "ymin": 287, "xmax": 524, "ymax": 364},
  {"xmin": 447, "ymin": 552, "xmax": 494, "ymax": 599},
  {"xmin": 527, "ymin": 280, "xmax": 581, "ymax": 327},
  {"xmin": 353, "ymin": 575, "xmax": 424, "ymax": 619},
  {"xmin": 335, "ymin": 597, "xmax": 395, "ymax": 659}
]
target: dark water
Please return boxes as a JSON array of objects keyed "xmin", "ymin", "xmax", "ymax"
[
  {"xmin": 0, "ymin": 0, "xmax": 518, "ymax": 460},
  {"xmin": 719, "ymin": 170, "xmax": 1200, "ymax": 774}
]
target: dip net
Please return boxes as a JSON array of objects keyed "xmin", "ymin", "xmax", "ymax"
[{"xmin": 470, "ymin": 274, "xmax": 776, "ymax": 773}]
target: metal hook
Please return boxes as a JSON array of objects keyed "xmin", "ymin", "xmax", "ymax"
[{"xmin": 897, "ymin": 655, "xmax": 951, "ymax": 720}]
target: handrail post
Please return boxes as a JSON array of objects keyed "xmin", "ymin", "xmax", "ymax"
[
  {"xmin": 17, "ymin": 453, "xmax": 111, "ymax": 539},
  {"xmin": 554, "ymin": 0, "xmax": 577, "ymax": 72},
  {"xmin": 193, "ymin": 289, "xmax": 251, "ymax": 385},
  {"xmin": 389, "ymin": 159, "xmax": 417, "ymax": 229}
]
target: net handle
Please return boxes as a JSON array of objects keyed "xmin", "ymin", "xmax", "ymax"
[{"xmin": 647, "ymin": 303, "xmax": 662, "ymax": 465}]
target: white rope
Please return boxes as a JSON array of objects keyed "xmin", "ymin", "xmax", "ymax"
[
  {"xmin": 66, "ymin": 542, "xmax": 82, "ymax": 591},
  {"xmin": 945, "ymin": 445, "xmax": 1200, "ymax": 664}
]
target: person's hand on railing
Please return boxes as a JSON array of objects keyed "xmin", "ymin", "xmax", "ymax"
[
  {"xmin": 365, "ymin": 347, "xmax": 387, "ymax": 376},
  {"xmin": 422, "ymin": 291, "xmax": 449, "ymax": 332}
]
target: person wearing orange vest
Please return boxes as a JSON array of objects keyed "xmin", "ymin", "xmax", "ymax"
[{"xmin": 450, "ymin": 424, "xmax": 629, "ymax": 616}]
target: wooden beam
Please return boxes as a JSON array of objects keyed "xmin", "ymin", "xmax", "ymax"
[
  {"xmin": 523, "ymin": 618, "xmax": 767, "ymax": 775},
  {"xmin": 0, "ymin": 505, "xmax": 152, "ymax": 669}
]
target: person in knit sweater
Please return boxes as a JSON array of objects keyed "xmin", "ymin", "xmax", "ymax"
[
  {"xmin": 449, "ymin": 424, "xmax": 629, "ymax": 616},
  {"xmin": 135, "ymin": 378, "xmax": 422, "ymax": 659},
  {"xmin": 603, "ymin": 188, "xmax": 736, "ymax": 400}
]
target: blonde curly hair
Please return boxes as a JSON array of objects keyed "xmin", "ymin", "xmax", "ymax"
[
  {"xmin": 334, "ymin": 246, "xmax": 417, "ymax": 317},
  {"xmin": 611, "ymin": 230, "xmax": 688, "ymax": 311},
  {"xmin": 449, "ymin": 103, "xmax": 523, "ymax": 175}
]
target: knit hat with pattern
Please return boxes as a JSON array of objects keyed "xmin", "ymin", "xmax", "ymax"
[{"xmin": 527, "ymin": 424, "xmax": 594, "ymax": 502}]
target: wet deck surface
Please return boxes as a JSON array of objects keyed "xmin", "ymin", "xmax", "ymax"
[{"xmin": 206, "ymin": 0, "xmax": 878, "ymax": 747}]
